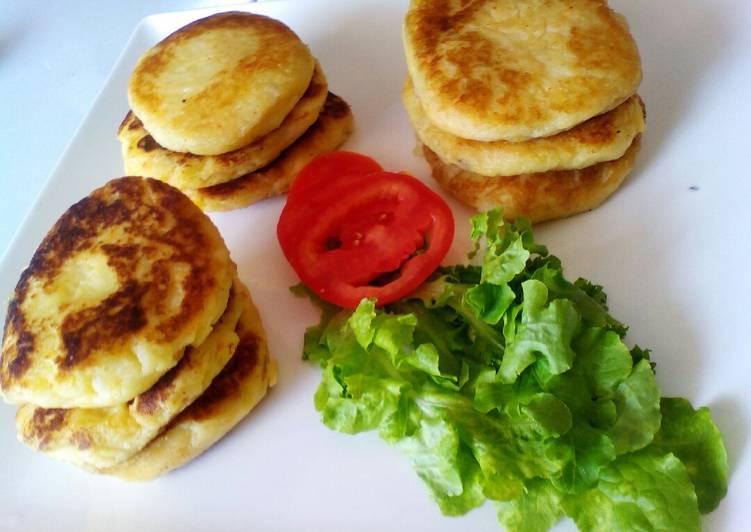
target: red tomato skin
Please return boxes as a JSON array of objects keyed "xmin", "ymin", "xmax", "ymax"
[
  {"xmin": 278, "ymin": 152, "xmax": 383, "ymax": 263},
  {"xmin": 286, "ymin": 151, "xmax": 382, "ymax": 205},
  {"xmin": 279, "ymin": 168, "xmax": 454, "ymax": 309}
]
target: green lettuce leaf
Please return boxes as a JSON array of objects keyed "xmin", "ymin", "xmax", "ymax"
[
  {"xmin": 500, "ymin": 280, "xmax": 581, "ymax": 383},
  {"xmin": 552, "ymin": 425, "xmax": 616, "ymax": 494},
  {"xmin": 564, "ymin": 450, "xmax": 701, "ymax": 532},
  {"xmin": 607, "ymin": 359, "xmax": 662, "ymax": 454},
  {"xmin": 398, "ymin": 417, "xmax": 477, "ymax": 509},
  {"xmin": 497, "ymin": 479, "xmax": 564, "ymax": 532},
  {"xmin": 302, "ymin": 209, "xmax": 729, "ymax": 531},
  {"xmin": 649, "ymin": 397, "xmax": 729, "ymax": 513},
  {"xmin": 463, "ymin": 283, "xmax": 516, "ymax": 325},
  {"xmin": 573, "ymin": 327, "xmax": 633, "ymax": 397}
]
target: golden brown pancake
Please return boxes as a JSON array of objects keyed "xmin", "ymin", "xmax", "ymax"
[
  {"xmin": 1, "ymin": 177, "xmax": 234, "ymax": 408},
  {"xmin": 403, "ymin": 0, "xmax": 642, "ymax": 141},
  {"xmin": 128, "ymin": 11, "xmax": 315, "ymax": 155},
  {"xmin": 422, "ymin": 135, "xmax": 642, "ymax": 223},
  {"xmin": 102, "ymin": 282, "xmax": 276, "ymax": 481},
  {"xmin": 403, "ymin": 78, "xmax": 645, "ymax": 175},
  {"xmin": 14, "ymin": 277, "xmax": 244, "ymax": 470},
  {"xmin": 119, "ymin": 64, "xmax": 329, "ymax": 189},
  {"xmin": 186, "ymin": 92, "xmax": 354, "ymax": 212}
]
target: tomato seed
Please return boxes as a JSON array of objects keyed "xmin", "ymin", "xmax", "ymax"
[{"xmin": 325, "ymin": 236, "xmax": 343, "ymax": 250}]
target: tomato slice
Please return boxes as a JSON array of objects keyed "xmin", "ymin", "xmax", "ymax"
[
  {"xmin": 278, "ymin": 152, "xmax": 382, "ymax": 262},
  {"xmin": 278, "ymin": 166, "xmax": 454, "ymax": 308}
]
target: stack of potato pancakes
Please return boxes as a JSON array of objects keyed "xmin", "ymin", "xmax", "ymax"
[
  {"xmin": 402, "ymin": 0, "xmax": 645, "ymax": 222},
  {"xmin": 118, "ymin": 11, "xmax": 353, "ymax": 212},
  {"xmin": 0, "ymin": 177, "xmax": 276, "ymax": 481}
]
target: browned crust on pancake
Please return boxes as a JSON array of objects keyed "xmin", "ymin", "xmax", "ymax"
[
  {"xmin": 14, "ymin": 279, "xmax": 244, "ymax": 468},
  {"xmin": 404, "ymin": 0, "xmax": 642, "ymax": 141},
  {"xmin": 423, "ymin": 135, "xmax": 642, "ymax": 223},
  {"xmin": 59, "ymin": 282, "xmax": 148, "ymax": 370},
  {"xmin": 28, "ymin": 408, "xmax": 68, "ymax": 450},
  {"xmin": 1, "ymin": 177, "xmax": 230, "ymax": 390},
  {"xmin": 2, "ymin": 303, "xmax": 33, "ymax": 382},
  {"xmin": 187, "ymin": 92, "xmax": 354, "ymax": 211},
  {"xmin": 407, "ymin": 0, "xmax": 498, "ymax": 116},
  {"xmin": 179, "ymin": 332, "xmax": 261, "ymax": 422},
  {"xmin": 118, "ymin": 64, "xmax": 329, "ymax": 188},
  {"xmin": 128, "ymin": 11, "xmax": 314, "ymax": 155},
  {"xmin": 567, "ymin": 95, "xmax": 644, "ymax": 145},
  {"xmin": 100, "ymin": 284, "xmax": 275, "ymax": 481},
  {"xmin": 132, "ymin": 274, "xmax": 234, "ymax": 418},
  {"xmin": 403, "ymin": 75, "xmax": 645, "ymax": 175},
  {"xmin": 131, "ymin": 12, "xmax": 302, "ymax": 119},
  {"xmin": 134, "ymin": 346, "xmax": 189, "ymax": 416}
]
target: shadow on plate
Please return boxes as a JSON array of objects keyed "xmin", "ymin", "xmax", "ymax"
[{"xmin": 621, "ymin": 0, "xmax": 732, "ymax": 185}]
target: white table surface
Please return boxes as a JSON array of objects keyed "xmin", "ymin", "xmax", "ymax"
[{"xmin": 0, "ymin": 0, "xmax": 254, "ymax": 260}]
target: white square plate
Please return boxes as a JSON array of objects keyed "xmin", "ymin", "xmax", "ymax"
[{"xmin": 1, "ymin": 1, "xmax": 749, "ymax": 530}]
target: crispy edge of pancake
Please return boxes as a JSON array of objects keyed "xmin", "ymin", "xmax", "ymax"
[
  {"xmin": 423, "ymin": 135, "xmax": 642, "ymax": 223},
  {"xmin": 403, "ymin": 0, "xmax": 642, "ymax": 142},
  {"xmin": 185, "ymin": 92, "xmax": 354, "ymax": 212},
  {"xmin": 101, "ymin": 281, "xmax": 277, "ymax": 481},
  {"xmin": 128, "ymin": 11, "xmax": 315, "ymax": 155},
  {"xmin": 118, "ymin": 64, "xmax": 329, "ymax": 189},
  {"xmin": 403, "ymin": 78, "xmax": 645, "ymax": 175},
  {"xmin": 14, "ymin": 277, "xmax": 245, "ymax": 470},
  {"xmin": 1, "ymin": 177, "xmax": 234, "ymax": 408}
]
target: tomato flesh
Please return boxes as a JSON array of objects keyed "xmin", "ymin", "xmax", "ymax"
[
  {"xmin": 278, "ymin": 152, "xmax": 382, "ymax": 262},
  {"xmin": 297, "ymin": 176, "xmax": 435, "ymax": 282},
  {"xmin": 278, "ymin": 153, "xmax": 454, "ymax": 308}
]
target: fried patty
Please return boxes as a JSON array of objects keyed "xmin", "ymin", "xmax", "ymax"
[
  {"xmin": 186, "ymin": 92, "xmax": 354, "ymax": 212},
  {"xmin": 119, "ymin": 64, "xmax": 329, "ymax": 189},
  {"xmin": 128, "ymin": 11, "xmax": 315, "ymax": 155},
  {"xmin": 403, "ymin": 0, "xmax": 642, "ymax": 141},
  {"xmin": 14, "ymin": 277, "xmax": 244, "ymax": 470},
  {"xmin": 1, "ymin": 177, "xmax": 234, "ymax": 408},
  {"xmin": 423, "ymin": 135, "xmax": 642, "ymax": 223},
  {"xmin": 102, "ymin": 282, "xmax": 276, "ymax": 481},
  {"xmin": 403, "ymin": 78, "xmax": 645, "ymax": 175}
]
